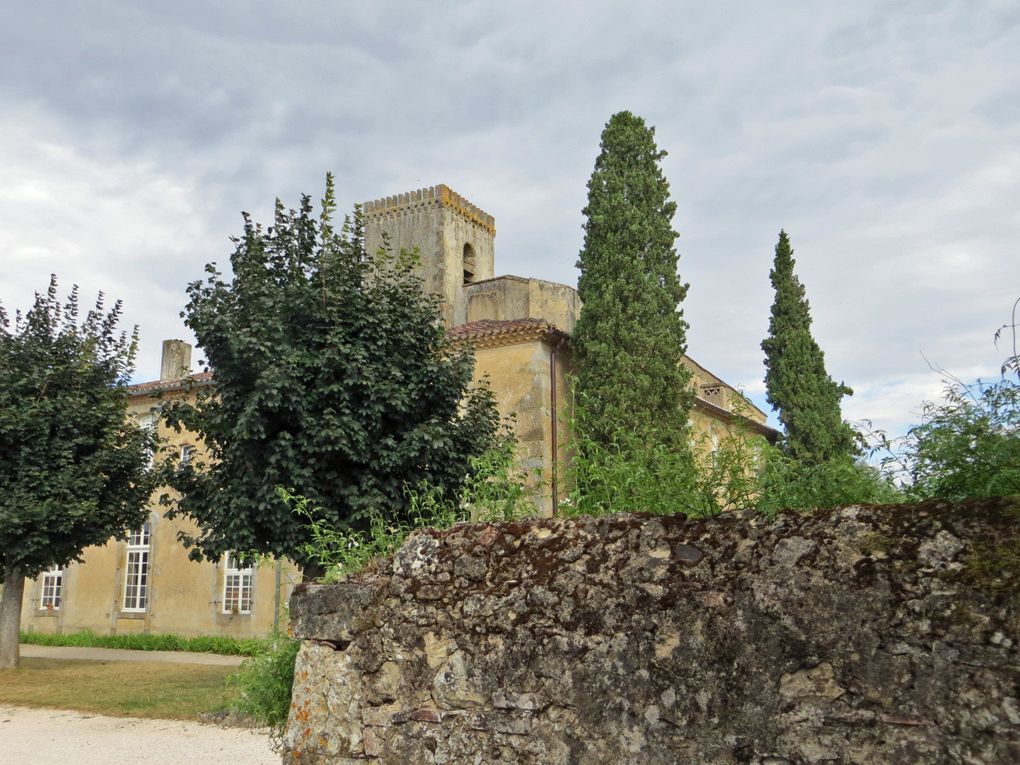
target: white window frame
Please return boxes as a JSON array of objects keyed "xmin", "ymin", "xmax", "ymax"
[
  {"xmin": 139, "ymin": 411, "xmax": 158, "ymax": 466},
  {"xmin": 222, "ymin": 552, "xmax": 254, "ymax": 615},
  {"xmin": 180, "ymin": 444, "xmax": 195, "ymax": 465},
  {"xmin": 122, "ymin": 522, "xmax": 151, "ymax": 612},
  {"xmin": 40, "ymin": 565, "xmax": 62, "ymax": 610}
]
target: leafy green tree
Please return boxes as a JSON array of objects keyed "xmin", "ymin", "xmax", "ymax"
[
  {"xmin": 761, "ymin": 230, "xmax": 857, "ymax": 464},
  {"xmin": 571, "ymin": 111, "xmax": 696, "ymax": 513},
  {"xmin": 903, "ymin": 377, "xmax": 1020, "ymax": 500},
  {"xmin": 163, "ymin": 175, "xmax": 499, "ymax": 568},
  {"xmin": 0, "ymin": 278, "xmax": 158, "ymax": 667}
]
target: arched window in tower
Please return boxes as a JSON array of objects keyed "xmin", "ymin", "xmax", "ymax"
[{"xmin": 463, "ymin": 243, "xmax": 477, "ymax": 284}]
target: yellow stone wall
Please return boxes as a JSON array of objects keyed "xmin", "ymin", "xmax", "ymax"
[
  {"xmin": 471, "ymin": 337, "xmax": 571, "ymax": 517},
  {"xmin": 465, "ymin": 276, "xmax": 581, "ymax": 334}
]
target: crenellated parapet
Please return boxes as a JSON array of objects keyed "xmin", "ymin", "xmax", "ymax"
[{"xmin": 363, "ymin": 184, "xmax": 496, "ymax": 236}]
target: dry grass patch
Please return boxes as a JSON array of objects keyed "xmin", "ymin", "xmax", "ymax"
[{"xmin": 0, "ymin": 659, "xmax": 238, "ymax": 719}]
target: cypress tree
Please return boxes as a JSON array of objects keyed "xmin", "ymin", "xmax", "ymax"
[
  {"xmin": 572, "ymin": 111, "xmax": 694, "ymax": 508},
  {"xmin": 761, "ymin": 230, "xmax": 857, "ymax": 464}
]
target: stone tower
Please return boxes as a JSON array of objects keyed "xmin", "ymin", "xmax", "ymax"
[{"xmin": 363, "ymin": 185, "xmax": 495, "ymax": 326}]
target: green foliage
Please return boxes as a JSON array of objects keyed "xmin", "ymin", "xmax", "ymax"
[
  {"xmin": 19, "ymin": 628, "xmax": 263, "ymax": 656},
  {"xmin": 228, "ymin": 632, "xmax": 301, "ymax": 728},
  {"xmin": 566, "ymin": 385, "xmax": 900, "ymax": 518},
  {"xmin": 289, "ymin": 488, "xmax": 419, "ymax": 581},
  {"xmin": 864, "ymin": 309, "xmax": 1020, "ymax": 502},
  {"xmin": 459, "ymin": 432, "xmax": 536, "ymax": 522},
  {"xmin": 690, "ymin": 422, "xmax": 767, "ymax": 516},
  {"xmin": 571, "ymin": 111, "xmax": 696, "ymax": 510},
  {"xmin": 566, "ymin": 429, "xmax": 900, "ymax": 518},
  {"xmin": 755, "ymin": 443, "xmax": 903, "ymax": 516},
  {"xmin": 900, "ymin": 378, "xmax": 1020, "ymax": 501},
  {"xmin": 163, "ymin": 175, "xmax": 499, "ymax": 566},
  {"xmin": 565, "ymin": 431, "xmax": 704, "ymax": 517},
  {"xmin": 761, "ymin": 231, "xmax": 858, "ymax": 464},
  {"xmin": 566, "ymin": 392, "xmax": 768, "ymax": 518},
  {"xmin": 0, "ymin": 276, "xmax": 159, "ymax": 580},
  {"xmin": 291, "ymin": 432, "xmax": 535, "ymax": 580}
]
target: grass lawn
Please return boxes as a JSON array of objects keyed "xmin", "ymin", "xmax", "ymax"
[{"xmin": 0, "ymin": 659, "xmax": 239, "ymax": 719}]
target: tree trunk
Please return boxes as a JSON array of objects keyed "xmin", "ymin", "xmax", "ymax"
[{"xmin": 0, "ymin": 566, "xmax": 25, "ymax": 668}]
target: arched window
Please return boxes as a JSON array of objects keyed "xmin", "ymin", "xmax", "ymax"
[{"xmin": 463, "ymin": 243, "xmax": 476, "ymax": 284}]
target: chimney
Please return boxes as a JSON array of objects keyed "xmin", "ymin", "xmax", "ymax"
[{"xmin": 160, "ymin": 339, "xmax": 192, "ymax": 381}]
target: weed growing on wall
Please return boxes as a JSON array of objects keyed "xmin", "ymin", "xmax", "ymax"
[
  {"xmin": 566, "ymin": 433, "xmax": 704, "ymax": 517},
  {"xmin": 286, "ymin": 432, "xmax": 536, "ymax": 581},
  {"xmin": 690, "ymin": 431, "xmax": 766, "ymax": 516},
  {"xmin": 459, "ymin": 433, "xmax": 538, "ymax": 522},
  {"xmin": 566, "ymin": 389, "xmax": 902, "ymax": 518}
]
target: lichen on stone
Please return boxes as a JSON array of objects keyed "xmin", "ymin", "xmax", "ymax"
[{"xmin": 284, "ymin": 498, "xmax": 1020, "ymax": 764}]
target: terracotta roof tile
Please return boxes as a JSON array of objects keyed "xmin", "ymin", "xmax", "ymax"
[
  {"xmin": 128, "ymin": 370, "xmax": 213, "ymax": 396},
  {"xmin": 449, "ymin": 319, "xmax": 569, "ymax": 348}
]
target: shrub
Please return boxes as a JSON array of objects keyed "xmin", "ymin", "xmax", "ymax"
[
  {"xmin": 565, "ymin": 431, "xmax": 705, "ymax": 518},
  {"xmin": 902, "ymin": 377, "xmax": 1020, "ymax": 501},
  {"xmin": 756, "ymin": 445, "xmax": 903, "ymax": 516},
  {"xmin": 288, "ymin": 431, "xmax": 535, "ymax": 581},
  {"xmin": 18, "ymin": 628, "xmax": 263, "ymax": 656},
  {"xmin": 228, "ymin": 631, "xmax": 301, "ymax": 729}
]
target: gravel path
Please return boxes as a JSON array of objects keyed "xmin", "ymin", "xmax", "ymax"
[{"xmin": 0, "ymin": 705, "xmax": 278, "ymax": 764}]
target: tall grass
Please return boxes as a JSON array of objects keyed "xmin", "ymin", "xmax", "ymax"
[{"xmin": 19, "ymin": 628, "xmax": 264, "ymax": 656}]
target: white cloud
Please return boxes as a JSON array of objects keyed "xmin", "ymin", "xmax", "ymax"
[
  {"xmin": 2, "ymin": 0, "xmax": 1019, "ymax": 441},
  {"xmin": 0, "ymin": 106, "xmax": 215, "ymax": 379}
]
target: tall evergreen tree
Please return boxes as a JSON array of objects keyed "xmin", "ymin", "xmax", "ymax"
[
  {"xmin": 571, "ymin": 111, "xmax": 694, "ymax": 510},
  {"xmin": 761, "ymin": 230, "xmax": 857, "ymax": 464}
]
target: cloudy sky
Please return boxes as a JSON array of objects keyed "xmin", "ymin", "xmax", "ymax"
[{"xmin": 2, "ymin": 1, "xmax": 1018, "ymax": 439}]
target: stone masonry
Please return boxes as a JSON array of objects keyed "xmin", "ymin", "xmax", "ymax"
[{"xmin": 283, "ymin": 499, "xmax": 1020, "ymax": 764}]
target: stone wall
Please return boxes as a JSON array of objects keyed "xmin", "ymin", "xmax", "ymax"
[{"xmin": 283, "ymin": 499, "xmax": 1020, "ymax": 764}]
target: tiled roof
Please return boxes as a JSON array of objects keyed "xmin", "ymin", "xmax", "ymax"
[
  {"xmin": 692, "ymin": 395, "xmax": 780, "ymax": 440},
  {"xmin": 448, "ymin": 319, "xmax": 570, "ymax": 349},
  {"xmin": 127, "ymin": 370, "xmax": 213, "ymax": 397},
  {"xmin": 125, "ymin": 326, "xmax": 777, "ymax": 439},
  {"xmin": 126, "ymin": 321, "xmax": 564, "ymax": 396}
]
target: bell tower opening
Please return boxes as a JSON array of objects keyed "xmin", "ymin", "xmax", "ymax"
[{"xmin": 463, "ymin": 243, "xmax": 477, "ymax": 284}]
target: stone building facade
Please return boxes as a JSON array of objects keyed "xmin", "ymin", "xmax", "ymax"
[
  {"xmin": 17, "ymin": 184, "xmax": 775, "ymax": 638},
  {"xmin": 18, "ymin": 341, "xmax": 300, "ymax": 639}
]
